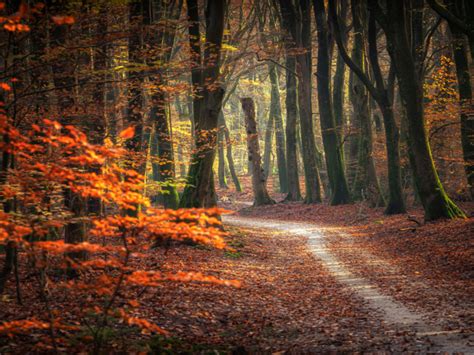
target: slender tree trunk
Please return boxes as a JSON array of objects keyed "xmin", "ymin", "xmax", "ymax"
[
  {"xmin": 217, "ymin": 111, "xmax": 229, "ymax": 189},
  {"xmin": 241, "ymin": 98, "xmax": 276, "ymax": 206},
  {"xmin": 149, "ymin": 90, "xmax": 179, "ymax": 209},
  {"xmin": 223, "ymin": 122, "xmax": 242, "ymax": 192},
  {"xmin": 450, "ymin": 26, "xmax": 474, "ymax": 198},
  {"xmin": 314, "ymin": 0, "xmax": 350, "ymax": 205},
  {"xmin": 332, "ymin": 0, "xmax": 349, "ymax": 153},
  {"xmin": 262, "ymin": 112, "xmax": 274, "ymax": 180},
  {"xmin": 349, "ymin": 0, "xmax": 384, "ymax": 206},
  {"xmin": 284, "ymin": 57, "xmax": 302, "ymax": 200},
  {"xmin": 269, "ymin": 64, "xmax": 289, "ymax": 193}
]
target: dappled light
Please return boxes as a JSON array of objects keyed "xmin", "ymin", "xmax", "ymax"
[{"xmin": 0, "ymin": 0, "xmax": 472, "ymax": 353}]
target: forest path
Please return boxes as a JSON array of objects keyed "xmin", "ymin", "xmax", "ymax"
[{"xmin": 223, "ymin": 214, "xmax": 473, "ymax": 353}]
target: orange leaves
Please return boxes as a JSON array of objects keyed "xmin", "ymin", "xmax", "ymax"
[
  {"xmin": 51, "ymin": 15, "xmax": 75, "ymax": 25},
  {"xmin": 117, "ymin": 309, "xmax": 169, "ymax": 335},
  {"xmin": 0, "ymin": 319, "xmax": 50, "ymax": 337},
  {"xmin": 0, "ymin": 82, "xmax": 11, "ymax": 91},
  {"xmin": 119, "ymin": 126, "xmax": 136, "ymax": 140},
  {"xmin": 127, "ymin": 270, "xmax": 241, "ymax": 288},
  {"xmin": 31, "ymin": 240, "xmax": 115, "ymax": 255},
  {"xmin": 3, "ymin": 22, "xmax": 29, "ymax": 31},
  {"xmin": 0, "ymin": 113, "xmax": 240, "ymax": 348}
]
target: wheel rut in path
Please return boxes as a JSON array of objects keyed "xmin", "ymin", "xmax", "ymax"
[{"xmin": 223, "ymin": 215, "xmax": 473, "ymax": 353}]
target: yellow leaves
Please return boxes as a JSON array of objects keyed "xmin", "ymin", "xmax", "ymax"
[
  {"xmin": 221, "ymin": 43, "xmax": 238, "ymax": 52},
  {"xmin": 119, "ymin": 126, "xmax": 135, "ymax": 140}
]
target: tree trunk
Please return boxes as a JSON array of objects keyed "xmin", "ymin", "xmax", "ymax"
[
  {"xmin": 269, "ymin": 64, "xmax": 289, "ymax": 193},
  {"xmin": 241, "ymin": 98, "xmax": 276, "ymax": 206},
  {"xmin": 349, "ymin": 0, "xmax": 384, "ymax": 206},
  {"xmin": 180, "ymin": 0, "xmax": 226, "ymax": 208},
  {"xmin": 217, "ymin": 109, "xmax": 242, "ymax": 192},
  {"xmin": 330, "ymin": 0, "xmax": 406, "ymax": 214},
  {"xmin": 218, "ymin": 111, "xmax": 229, "ymax": 189},
  {"xmin": 149, "ymin": 91, "xmax": 179, "ymax": 209},
  {"xmin": 332, "ymin": 0, "xmax": 349, "ymax": 153},
  {"xmin": 370, "ymin": 0, "xmax": 465, "ymax": 220},
  {"xmin": 48, "ymin": 1, "xmax": 87, "ymax": 255},
  {"xmin": 450, "ymin": 26, "xmax": 474, "ymax": 198},
  {"xmin": 278, "ymin": 0, "xmax": 322, "ymax": 203},
  {"xmin": 262, "ymin": 112, "xmax": 274, "ymax": 180},
  {"xmin": 284, "ymin": 56, "xmax": 302, "ymax": 200},
  {"xmin": 313, "ymin": 0, "xmax": 350, "ymax": 205}
]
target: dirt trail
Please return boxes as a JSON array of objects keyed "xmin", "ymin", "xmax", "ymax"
[{"xmin": 223, "ymin": 214, "xmax": 473, "ymax": 353}]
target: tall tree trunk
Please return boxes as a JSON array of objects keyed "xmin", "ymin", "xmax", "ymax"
[
  {"xmin": 284, "ymin": 56, "xmax": 302, "ymax": 200},
  {"xmin": 48, "ymin": 1, "xmax": 87, "ymax": 256},
  {"xmin": 217, "ymin": 111, "xmax": 229, "ymax": 189},
  {"xmin": 180, "ymin": 0, "xmax": 226, "ymax": 208},
  {"xmin": 223, "ymin": 121, "xmax": 242, "ymax": 192},
  {"xmin": 278, "ymin": 0, "xmax": 322, "ymax": 203},
  {"xmin": 369, "ymin": 0, "xmax": 465, "ymax": 220},
  {"xmin": 332, "ymin": 0, "xmax": 349, "ymax": 154},
  {"xmin": 269, "ymin": 64, "xmax": 289, "ymax": 193},
  {"xmin": 241, "ymin": 98, "xmax": 276, "ymax": 206},
  {"xmin": 150, "ymin": 90, "xmax": 179, "ymax": 209},
  {"xmin": 449, "ymin": 24, "xmax": 474, "ymax": 198},
  {"xmin": 349, "ymin": 0, "xmax": 384, "ymax": 206},
  {"xmin": 262, "ymin": 112, "xmax": 274, "ymax": 180},
  {"xmin": 330, "ymin": 0, "xmax": 406, "ymax": 214},
  {"xmin": 148, "ymin": 0, "xmax": 182, "ymax": 209},
  {"xmin": 313, "ymin": 0, "xmax": 350, "ymax": 205},
  {"xmin": 124, "ymin": 0, "xmax": 148, "ymax": 216}
]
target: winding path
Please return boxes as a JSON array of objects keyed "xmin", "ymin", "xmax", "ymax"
[{"xmin": 223, "ymin": 214, "xmax": 473, "ymax": 353}]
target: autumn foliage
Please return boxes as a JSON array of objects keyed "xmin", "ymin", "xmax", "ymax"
[{"xmin": 0, "ymin": 104, "xmax": 238, "ymax": 352}]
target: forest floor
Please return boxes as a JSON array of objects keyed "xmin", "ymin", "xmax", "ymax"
[
  {"xmin": 1, "ymin": 176, "xmax": 473, "ymax": 353},
  {"xmin": 215, "ymin": 175, "xmax": 474, "ymax": 353}
]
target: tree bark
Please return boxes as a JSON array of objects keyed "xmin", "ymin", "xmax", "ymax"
[
  {"xmin": 369, "ymin": 0, "xmax": 465, "ymax": 220},
  {"xmin": 313, "ymin": 0, "xmax": 350, "ymax": 205},
  {"xmin": 284, "ymin": 55, "xmax": 302, "ymax": 200},
  {"xmin": 269, "ymin": 64, "xmax": 289, "ymax": 193},
  {"xmin": 329, "ymin": 0, "xmax": 406, "ymax": 214},
  {"xmin": 180, "ymin": 0, "xmax": 226, "ymax": 208},
  {"xmin": 217, "ymin": 111, "xmax": 229, "ymax": 189},
  {"xmin": 241, "ymin": 98, "xmax": 276, "ymax": 206},
  {"xmin": 332, "ymin": 0, "xmax": 349, "ymax": 153},
  {"xmin": 448, "ymin": 14, "xmax": 474, "ymax": 198},
  {"xmin": 349, "ymin": 0, "xmax": 384, "ymax": 207},
  {"xmin": 262, "ymin": 110, "xmax": 274, "ymax": 181},
  {"xmin": 278, "ymin": 0, "xmax": 322, "ymax": 203}
]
